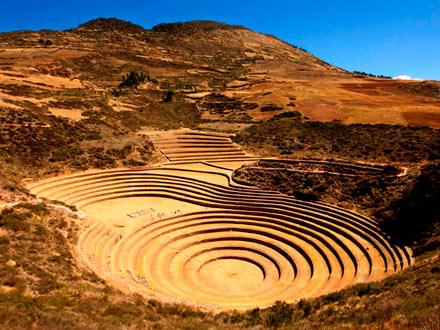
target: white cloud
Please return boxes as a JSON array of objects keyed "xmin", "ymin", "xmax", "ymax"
[{"xmin": 393, "ymin": 75, "xmax": 423, "ymax": 81}]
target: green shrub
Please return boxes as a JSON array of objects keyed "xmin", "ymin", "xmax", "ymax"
[
  {"xmin": 163, "ymin": 90, "xmax": 175, "ymax": 103},
  {"xmin": 245, "ymin": 308, "xmax": 262, "ymax": 326},
  {"xmin": 294, "ymin": 189, "xmax": 319, "ymax": 201},
  {"xmin": 17, "ymin": 203, "xmax": 49, "ymax": 216},
  {"xmin": 109, "ymin": 88, "xmax": 124, "ymax": 97},
  {"xmin": 0, "ymin": 209, "xmax": 30, "ymax": 232},
  {"xmin": 119, "ymin": 71, "xmax": 147, "ymax": 88},
  {"xmin": 260, "ymin": 105, "xmax": 283, "ymax": 112},
  {"xmin": 33, "ymin": 224, "xmax": 48, "ymax": 236},
  {"xmin": 0, "ymin": 236, "xmax": 10, "ymax": 245},
  {"xmin": 270, "ymin": 111, "xmax": 302, "ymax": 121},
  {"xmin": 354, "ymin": 283, "xmax": 383, "ymax": 297},
  {"xmin": 265, "ymin": 301, "xmax": 294, "ymax": 328},
  {"xmin": 431, "ymin": 266, "xmax": 440, "ymax": 273}
]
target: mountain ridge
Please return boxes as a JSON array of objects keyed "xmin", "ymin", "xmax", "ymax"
[{"xmin": 0, "ymin": 17, "xmax": 439, "ymax": 128}]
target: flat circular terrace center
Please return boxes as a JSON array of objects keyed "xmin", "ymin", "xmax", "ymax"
[{"xmin": 198, "ymin": 258, "xmax": 265, "ymax": 295}]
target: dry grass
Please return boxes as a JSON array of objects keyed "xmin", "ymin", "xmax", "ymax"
[{"xmin": 234, "ymin": 117, "xmax": 440, "ymax": 163}]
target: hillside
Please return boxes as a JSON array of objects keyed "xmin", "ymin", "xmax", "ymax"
[{"xmin": 0, "ymin": 17, "xmax": 439, "ymax": 132}]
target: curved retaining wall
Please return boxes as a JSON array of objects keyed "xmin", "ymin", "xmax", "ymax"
[{"xmin": 29, "ymin": 165, "xmax": 412, "ymax": 310}]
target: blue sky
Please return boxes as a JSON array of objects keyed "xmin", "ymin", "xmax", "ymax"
[{"xmin": 1, "ymin": 0, "xmax": 439, "ymax": 80}]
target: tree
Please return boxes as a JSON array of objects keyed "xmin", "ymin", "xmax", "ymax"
[
  {"xmin": 119, "ymin": 71, "xmax": 147, "ymax": 88},
  {"xmin": 163, "ymin": 90, "xmax": 175, "ymax": 103}
]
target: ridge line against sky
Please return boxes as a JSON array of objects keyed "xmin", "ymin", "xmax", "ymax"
[{"xmin": 0, "ymin": 0, "xmax": 439, "ymax": 81}]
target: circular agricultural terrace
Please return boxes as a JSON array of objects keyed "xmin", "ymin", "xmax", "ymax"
[{"xmin": 29, "ymin": 130, "xmax": 412, "ymax": 310}]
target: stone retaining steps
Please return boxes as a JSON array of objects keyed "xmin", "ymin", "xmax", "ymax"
[
  {"xmin": 150, "ymin": 131, "xmax": 248, "ymax": 162},
  {"xmin": 29, "ymin": 165, "xmax": 412, "ymax": 309},
  {"xmin": 27, "ymin": 130, "xmax": 413, "ymax": 310}
]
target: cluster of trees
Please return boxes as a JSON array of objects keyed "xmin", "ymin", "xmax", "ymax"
[
  {"xmin": 119, "ymin": 70, "xmax": 147, "ymax": 88},
  {"xmin": 38, "ymin": 38, "xmax": 52, "ymax": 47},
  {"xmin": 353, "ymin": 71, "xmax": 391, "ymax": 79},
  {"xmin": 111, "ymin": 71, "xmax": 162, "ymax": 97}
]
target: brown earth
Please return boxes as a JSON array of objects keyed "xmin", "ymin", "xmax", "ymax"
[{"xmin": 0, "ymin": 18, "xmax": 439, "ymax": 130}]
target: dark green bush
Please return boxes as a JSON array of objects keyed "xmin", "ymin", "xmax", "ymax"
[
  {"xmin": 17, "ymin": 203, "xmax": 49, "ymax": 216},
  {"xmin": 265, "ymin": 301, "xmax": 294, "ymax": 328},
  {"xmin": 163, "ymin": 90, "xmax": 175, "ymax": 103},
  {"xmin": 260, "ymin": 105, "xmax": 283, "ymax": 112},
  {"xmin": 245, "ymin": 308, "xmax": 262, "ymax": 326},
  {"xmin": 0, "ymin": 236, "xmax": 10, "ymax": 245},
  {"xmin": 0, "ymin": 209, "xmax": 30, "ymax": 232},
  {"xmin": 270, "ymin": 111, "xmax": 302, "ymax": 121},
  {"xmin": 119, "ymin": 71, "xmax": 147, "ymax": 88},
  {"xmin": 294, "ymin": 189, "xmax": 319, "ymax": 201},
  {"xmin": 109, "ymin": 88, "xmax": 124, "ymax": 97}
]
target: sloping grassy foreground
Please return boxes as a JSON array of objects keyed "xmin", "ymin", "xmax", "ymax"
[{"xmin": 0, "ymin": 201, "xmax": 439, "ymax": 329}]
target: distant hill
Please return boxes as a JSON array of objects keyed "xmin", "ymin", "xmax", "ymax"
[
  {"xmin": 74, "ymin": 17, "xmax": 146, "ymax": 33},
  {"xmin": 0, "ymin": 17, "xmax": 439, "ymax": 127}
]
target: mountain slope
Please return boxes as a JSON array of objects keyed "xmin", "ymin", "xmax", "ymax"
[{"xmin": 0, "ymin": 17, "xmax": 439, "ymax": 128}]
